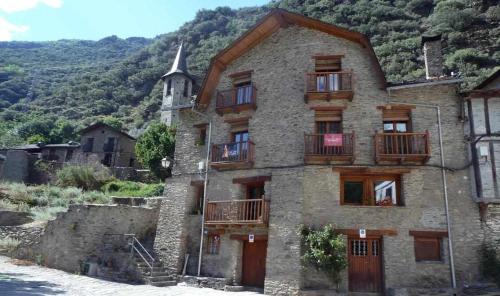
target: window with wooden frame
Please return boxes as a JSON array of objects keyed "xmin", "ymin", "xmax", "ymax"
[
  {"xmin": 379, "ymin": 106, "xmax": 413, "ymax": 133},
  {"xmin": 410, "ymin": 231, "xmax": 447, "ymax": 262},
  {"xmin": 167, "ymin": 79, "xmax": 172, "ymax": 96},
  {"xmin": 206, "ymin": 234, "xmax": 221, "ymax": 255},
  {"xmin": 314, "ymin": 108, "xmax": 343, "ymax": 134},
  {"xmin": 230, "ymin": 71, "xmax": 253, "ymax": 105},
  {"xmin": 340, "ymin": 174, "xmax": 402, "ymax": 206}
]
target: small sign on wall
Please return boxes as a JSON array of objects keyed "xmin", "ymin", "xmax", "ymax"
[
  {"xmin": 249, "ymin": 234, "xmax": 255, "ymax": 243},
  {"xmin": 359, "ymin": 228, "xmax": 366, "ymax": 239}
]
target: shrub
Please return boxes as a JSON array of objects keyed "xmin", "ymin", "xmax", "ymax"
[
  {"xmin": 56, "ymin": 164, "xmax": 111, "ymax": 191},
  {"xmin": 102, "ymin": 180, "xmax": 164, "ymax": 197},
  {"xmin": 479, "ymin": 241, "xmax": 500, "ymax": 286},
  {"xmin": 30, "ymin": 206, "xmax": 67, "ymax": 221},
  {"xmin": 0, "ymin": 238, "xmax": 20, "ymax": 252},
  {"xmin": 299, "ymin": 224, "xmax": 347, "ymax": 285}
]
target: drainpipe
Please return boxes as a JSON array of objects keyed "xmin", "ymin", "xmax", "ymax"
[
  {"xmin": 387, "ymin": 99, "xmax": 457, "ymax": 290},
  {"xmin": 190, "ymin": 105, "xmax": 212, "ymax": 277}
]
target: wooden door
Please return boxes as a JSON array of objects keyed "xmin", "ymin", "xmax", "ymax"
[
  {"xmin": 348, "ymin": 237, "xmax": 383, "ymax": 293},
  {"xmin": 242, "ymin": 240, "xmax": 267, "ymax": 287}
]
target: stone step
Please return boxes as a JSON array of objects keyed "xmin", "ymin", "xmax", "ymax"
[
  {"xmin": 150, "ymin": 280, "xmax": 177, "ymax": 287},
  {"xmin": 225, "ymin": 285, "xmax": 245, "ymax": 292},
  {"xmin": 145, "ymin": 275, "xmax": 173, "ymax": 282}
]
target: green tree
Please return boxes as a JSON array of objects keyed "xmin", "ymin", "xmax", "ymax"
[
  {"xmin": 27, "ymin": 134, "xmax": 47, "ymax": 144},
  {"xmin": 299, "ymin": 224, "xmax": 347, "ymax": 286},
  {"xmin": 135, "ymin": 122, "xmax": 175, "ymax": 179}
]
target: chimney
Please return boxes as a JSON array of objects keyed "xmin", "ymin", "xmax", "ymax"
[{"xmin": 422, "ymin": 34, "xmax": 443, "ymax": 80}]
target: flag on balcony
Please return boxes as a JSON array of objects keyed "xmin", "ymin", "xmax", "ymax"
[
  {"xmin": 324, "ymin": 134, "xmax": 343, "ymax": 146},
  {"xmin": 223, "ymin": 145, "xmax": 229, "ymax": 158}
]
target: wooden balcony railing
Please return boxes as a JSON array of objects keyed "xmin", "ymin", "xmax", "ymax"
[
  {"xmin": 216, "ymin": 84, "xmax": 257, "ymax": 114},
  {"xmin": 211, "ymin": 141, "xmax": 255, "ymax": 169},
  {"xmin": 304, "ymin": 133, "xmax": 355, "ymax": 163},
  {"xmin": 305, "ymin": 71, "xmax": 353, "ymax": 101},
  {"xmin": 374, "ymin": 131, "xmax": 430, "ymax": 163},
  {"xmin": 205, "ymin": 198, "xmax": 269, "ymax": 226}
]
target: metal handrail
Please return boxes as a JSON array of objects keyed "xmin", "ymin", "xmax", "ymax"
[{"xmin": 124, "ymin": 234, "xmax": 155, "ymax": 275}]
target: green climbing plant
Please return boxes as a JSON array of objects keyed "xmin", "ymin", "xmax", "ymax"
[{"xmin": 299, "ymin": 224, "xmax": 347, "ymax": 285}]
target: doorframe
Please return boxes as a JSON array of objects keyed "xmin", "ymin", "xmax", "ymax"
[
  {"xmin": 347, "ymin": 235, "xmax": 385, "ymax": 293},
  {"xmin": 231, "ymin": 234, "xmax": 268, "ymax": 288}
]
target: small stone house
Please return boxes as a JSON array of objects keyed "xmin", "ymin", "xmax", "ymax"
[
  {"xmin": 77, "ymin": 123, "xmax": 137, "ymax": 168},
  {"xmin": 465, "ymin": 68, "xmax": 500, "ymax": 242},
  {"xmin": 3, "ymin": 142, "xmax": 81, "ymax": 163},
  {"xmin": 155, "ymin": 9, "xmax": 483, "ymax": 295}
]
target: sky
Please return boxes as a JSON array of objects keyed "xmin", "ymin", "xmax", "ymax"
[{"xmin": 0, "ymin": 0, "xmax": 270, "ymax": 42}]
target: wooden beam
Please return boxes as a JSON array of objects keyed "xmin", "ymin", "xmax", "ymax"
[
  {"xmin": 335, "ymin": 228, "xmax": 398, "ymax": 237},
  {"xmin": 309, "ymin": 106, "xmax": 347, "ymax": 111},
  {"xmin": 332, "ymin": 166, "xmax": 411, "ymax": 175},
  {"xmin": 228, "ymin": 70, "xmax": 254, "ymax": 78},
  {"xmin": 409, "ymin": 230, "xmax": 448, "ymax": 238},
  {"xmin": 233, "ymin": 175, "xmax": 272, "ymax": 184},
  {"xmin": 230, "ymin": 234, "xmax": 268, "ymax": 241}
]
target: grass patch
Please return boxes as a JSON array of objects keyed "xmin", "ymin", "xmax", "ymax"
[
  {"xmin": 102, "ymin": 180, "xmax": 163, "ymax": 197},
  {"xmin": 0, "ymin": 238, "xmax": 20, "ymax": 252}
]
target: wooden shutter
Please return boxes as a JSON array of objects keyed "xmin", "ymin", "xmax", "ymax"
[
  {"xmin": 230, "ymin": 70, "xmax": 252, "ymax": 85},
  {"xmin": 414, "ymin": 237, "xmax": 441, "ymax": 261},
  {"xmin": 314, "ymin": 55, "xmax": 342, "ymax": 72},
  {"xmin": 314, "ymin": 109, "xmax": 342, "ymax": 122}
]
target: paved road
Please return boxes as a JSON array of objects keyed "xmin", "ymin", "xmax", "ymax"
[{"xmin": 0, "ymin": 256, "xmax": 260, "ymax": 296}]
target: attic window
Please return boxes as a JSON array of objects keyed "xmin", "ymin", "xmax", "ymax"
[{"xmin": 314, "ymin": 55, "xmax": 343, "ymax": 72}]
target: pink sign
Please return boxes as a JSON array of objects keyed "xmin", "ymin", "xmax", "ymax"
[{"xmin": 324, "ymin": 134, "xmax": 343, "ymax": 147}]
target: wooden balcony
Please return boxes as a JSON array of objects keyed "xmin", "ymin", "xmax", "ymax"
[
  {"xmin": 305, "ymin": 71, "xmax": 353, "ymax": 101},
  {"xmin": 374, "ymin": 131, "xmax": 430, "ymax": 164},
  {"xmin": 211, "ymin": 141, "xmax": 254, "ymax": 170},
  {"xmin": 205, "ymin": 198, "xmax": 269, "ymax": 226},
  {"xmin": 216, "ymin": 84, "xmax": 257, "ymax": 115},
  {"xmin": 304, "ymin": 133, "xmax": 355, "ymax": 164}
]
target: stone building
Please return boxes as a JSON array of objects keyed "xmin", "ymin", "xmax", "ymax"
[
  {"xmin": 0, "ymin": 142, "xmax": 80, "ymax": 163},
  {"xmin": 77, "ymin": 122, "xmax": 137, "ymax": 168},
  {"xmin": 155, "ymin": 9, "xmax": 483, "ymax": 295},
  {"xmin": 465, "ymin": 68, "xmax": 500, "ymax": 242}
]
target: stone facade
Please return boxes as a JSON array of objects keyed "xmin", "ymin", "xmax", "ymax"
[
  {"xmin": 77, "ymin": 123, "xmax": 137, "ymax": 168},
  {"xmin": 155, "ymin": 13, "xmax": 484, "ymax": 295}
]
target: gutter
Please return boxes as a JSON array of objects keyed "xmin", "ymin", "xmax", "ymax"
[{"xmin": 386, "ymin": 78, "xmax": 462, "ymax": 90}]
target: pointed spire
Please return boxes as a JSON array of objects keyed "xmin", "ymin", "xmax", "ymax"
[{"xmin": 162, "ymin": 42, "xmax": 192, "ymax": 80}]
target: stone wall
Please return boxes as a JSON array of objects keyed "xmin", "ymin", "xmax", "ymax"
[
  {"xmin": 37, "ymin": 204, "xmax": 158, "ymax": 273},
  {"xmin": 0, "ymin": 225, "xmax": 45, "ymax": 259},
  {"xmin": 0, "ymin": 150, "xmax": 30, "ymax": 183}
]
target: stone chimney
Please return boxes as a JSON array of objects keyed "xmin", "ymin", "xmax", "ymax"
[{"xmin": 422, "ymin": 34, "xmax": 443, "ymax": 79}]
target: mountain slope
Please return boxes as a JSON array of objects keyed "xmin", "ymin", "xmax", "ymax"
[{"xmin": 0, "ymin": 0, "xmax": 498, "ymax": 147}]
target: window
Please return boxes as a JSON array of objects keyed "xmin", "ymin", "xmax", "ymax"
[
  {"xmin": 129, "ymin": 158, "xmax": 134, "ymax": 167},
  {"xmin": 198, "ymin": 128, "xmax": 207, "ymax": 145},
  {"xmin": 102, "ymin": 153, "xmax": 112, "ymax": 167},
  {"xmin": 414, "ymin": 237, "xmax": 441, "ymax": 261},
  {"xmin": 247, "ymin": 182, "xmax": 265, "ymax": 199},
  {"xmin": 380, "ymin": 106, "xmax": 413, "ymax": 132},
  {"xmin": 314, "ymin": 55, "xmax": 342, "ymax": 92},
  {"xmin": 83, "ymin": 138, "xmax": 94, "ymax": 152},
  {"xmin": 207, "ymin": 234, "xmax": 220, "ymax": 255},
  {"xmin": 410, "ymin": 231, "xmax": 447, "ymax": 262},
  {"xmin": 195, "ymin": 185, "xmax": 204, "ymax": 214},
  {"xmin": 341, "ymin": 175, "xmax": 402, "ymax": 206},
  {"xmin": 230, "ymin": 70, "xmax": 253, "ymax": 105},
  {"xmin": 183, "ymin": 79, "xmax": 189, "ymax": 97},
  {"xmin": 167, "ymin": 79, "xmax": 172, "ymax": 95}
]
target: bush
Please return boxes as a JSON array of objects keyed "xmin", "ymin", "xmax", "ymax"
[
  {"xmin": 56, "ymin": 164, "xmax": 112, "ymax": 191},
  {"xmin": 479, "ymin": 241, "xmax": 500, "ymax": 286},
  {"xmin": 102, "ymin": 180, "xmax": 164, "ymax": 197},
  {"xmin": 135, "ymin": 122, "xmax": 175, "ymax": 179},
  {"xmin": 299, "ymin": 224, "xmax": 347, "ymax": 285},
  {"xmin": 0, "ymin": 238, "xmax": 20, "ymax": 252}
]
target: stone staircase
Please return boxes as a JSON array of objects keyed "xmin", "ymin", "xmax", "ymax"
[{"xmin": 131, "ymin": 244, "xmax": 176, "ymax": 287}]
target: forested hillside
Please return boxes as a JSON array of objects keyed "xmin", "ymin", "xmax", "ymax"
[{"xmin": 0, "ymin": 0, "xmax": 498, "ymax": 147}]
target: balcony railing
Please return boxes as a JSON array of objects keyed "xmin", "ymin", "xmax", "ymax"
[
  {"xmin": 216, "ymin": 84, "xmax": 257, "ymax": 114},
  {"xmin": 305, "ymin": 71, "xmax": 353, "ymax": 101},
  {"xmin": 205, "ymin": 198, "xmax": 269, "ymax": 226},
  {"xmin": 211, "ymin": 141, "xmax": 254, "ymax": 169},
  {"xmin": 304, "ymin": 133, "xmax": 355, "ymax": 163},
  {"xmin": 374, "ymin": 131, "xmax": 430, "ymax": 163}
]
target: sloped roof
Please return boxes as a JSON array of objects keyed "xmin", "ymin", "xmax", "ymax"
[
  {"xmin": 78, "ymin": 122, "xmax": 136, "ymax": 141},
  {"xmin": 196, "ymin": 9, "xmax": 386, "ymax": 106},
  {"xmin": 162, "ymin": 42, "xmax": 194, "ymax": 81},
  {"xmin": 474, "ymin": 68, "xmax": 500, "ymax": 90}
]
